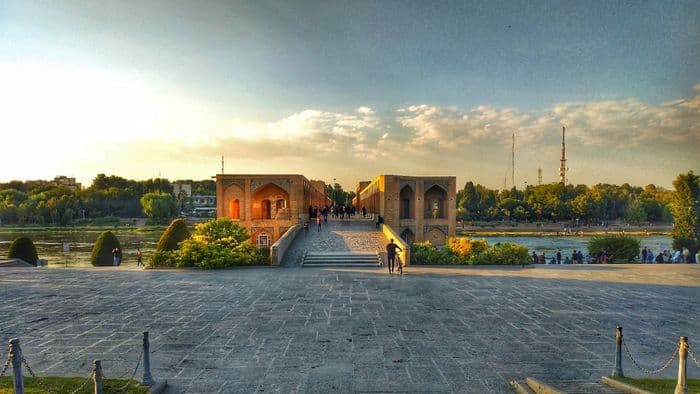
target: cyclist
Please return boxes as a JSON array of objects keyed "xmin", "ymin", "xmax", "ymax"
[{"xmin": 386, "ymin": 239, "xmax": 402, "ymax": 274}]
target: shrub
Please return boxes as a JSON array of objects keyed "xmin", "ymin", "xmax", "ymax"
[
  {"xmin": 148, "ymin": 250, "xmax": 179, "ymax": 268},
  {"xmin": 445, "ymin": 237, "xmax": 489, "ymax": 263},
  {"xmin": 149, "ymin": 218, "xmax": 266, "ymax": 269},
  {"xmin": 471, "ymin": 242, "xmax": 530, "ymax": 265},
  {"xmin": 90, "ymin": 231, "xmax": 121, "ymax": 266},
  {"xmin": 7, "ymin": 237, "xmax": 38, "ymax": 266},
  {"xmin": 411, "ymin": 241, "xmax": 456, "ymax": 264},
  {"xmin": 156, "ymin": 218, "xmax": 191, "ymax": 252},
  {"xmin": 588, "ymin": 235, "xmax": 641, "ymax": 262}
]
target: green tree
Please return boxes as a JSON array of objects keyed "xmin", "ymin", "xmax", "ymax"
[
  {"xmin": 671, "ymin": 171, "xmax": 700, "ymax": 256},
  {"xmin": 625, "ymin": 198, "xmax": 647, "ymax": 225},
  {"xmin": 140, "ymin": 192, "xmax": 178, "ymax": 223}
]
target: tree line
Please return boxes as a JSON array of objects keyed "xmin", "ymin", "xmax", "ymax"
[
  {"xmin": 456, "ymin": 181, "xmax": 674, "ymax": 224},
  {"xmin": 0, "ymin": 174, "xmax": 215, "ymax": 225}
]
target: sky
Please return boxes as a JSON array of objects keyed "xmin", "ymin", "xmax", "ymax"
[{"xmin": 1, "ymin": 0, "xmax": 699, "ymax": 190}]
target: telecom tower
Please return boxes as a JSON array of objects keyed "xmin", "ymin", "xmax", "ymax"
[
  {"xmin": 538, "ymin": 167, "xmax": 542, "ymax": 185},
  {"xmin": 559, "ymin": 126, "xmax": 567, "ymax": 184}
]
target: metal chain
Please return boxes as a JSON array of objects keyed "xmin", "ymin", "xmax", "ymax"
[
  {"xmin": 113, "ymin": 350, "xmax": 143, "ymax": 393},
  {"xmin": 0, "ymin": 352, "xmax": 11, "ymax": 378},
  {"xmin": 22, "ymin": 356, "xmax": 58, "ymax": 394},
  {"xmin": 688, "ymin": 345, "xmax": 700, "ymax": 368},
  {"xmin": 622, "ymin": 340, "xmax": 678, "ymax": 375},
  {"xmin": 68, "ymin": 368, "xmax": 94, "ymax": 394}
]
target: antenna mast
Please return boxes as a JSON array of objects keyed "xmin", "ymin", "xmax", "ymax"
[
  {"xmin": 559, "ymin": 126, "xmax": 567, "ymax": 184},
  {"xmin": 538, "ymin": 167, "xmax": 542, "ymax": 185},
  {"xmin": 511, "ymin": 133, "xmax": 515, "ymax": 188},
  {"xmin": 221, "ymin": 155, "xmax": 225, "ymax": 175}
]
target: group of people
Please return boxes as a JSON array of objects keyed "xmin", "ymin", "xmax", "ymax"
[
  {"xmin": 110, "ymin": 247, "xmax": 143, "ymax": 267},
  {"xmin": 642, "ymin": 247, "xmax": 698, "ymax": 264},
  {"xmin": 531, "ymin": 250, "xmax": 591, "ymax": 264}
]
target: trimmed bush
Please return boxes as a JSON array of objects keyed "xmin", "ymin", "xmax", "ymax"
[
  {"xmin": 471, "ymin": 242, "xmax": 530, "ymax": 265},
  {"xmin": 411, "ymin": 241, "xmax": 445, "ymax": 264},
  {"xmin": 7, "ymin": 237, "xmax": 38, "ymax": 266},
  {"xmin": 156, "ymin": 218, "xmax": 191, "ymax": 252},
  {"xmin": 90, "ymin": 231, "xmax": 122, "ymax": 266},
  {"xmin": 588, "ymin": 235, "xmax": 641, "ymax": 262}
]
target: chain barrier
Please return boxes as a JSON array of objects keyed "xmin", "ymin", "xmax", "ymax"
[
  {"xmin": 68, "ymin": 368, "xmax": 94, "ymax": 394},
  {"xmin": 622, "ymin": 339, "xmax": 678, "ymax": 375},
  {"xmin": 689, "ymin": 345, "xmax": 700, "ymax": 368},
  {"xmin": 0, "ymin": 352, "xmax": 11, "ymax": 378},
  {"xmin": 113, "ymin": 350, "xmax": 143, "ymax": 393},
  {"xmin": 22, "ymin": 355, "xmax": 59, "ymax": 394}
]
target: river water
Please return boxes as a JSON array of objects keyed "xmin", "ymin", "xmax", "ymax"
[
  {"xmin": 0, "ymin": 229, "xmax": 161, "ymax": 267},
  {"xmin": 469, "ymin": 235, "xmax": 673, "ymax": 260},
  {"xmin": 0, "ymin": 229, "xmax": 673, "ymax": 267}
]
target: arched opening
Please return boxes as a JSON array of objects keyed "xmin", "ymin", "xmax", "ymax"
[
  {"xmin": 400, "ymin": 228, "xmax": 415, "ymax": 244},
  {"xmin": 253, "ymin": 183, "xmax": 290, "ymax": 220},
  {"xmin": 256, "ymin": 232, "xmax": 270, "ymax": 249},
  {"xmin": 223, "ymin": 184, "xmax": 245, "ymax": 220},
  {"xmin": 261, "ymin": 200, "xmax": 272, "ymax": 219},
  {"xmin": 399, "ymin": 185, "xmax": 414, "ymax": 219},
  {"xmin": 229, "ymin": 199, "xmax": 240, "ymax": 220},
  {"xmin": 424, "ymin": 185, "xmax": 447, "ymax": 219},
  {"xmin": 426, "ymin": 227, "xmax": 447, "ymax": 245}
]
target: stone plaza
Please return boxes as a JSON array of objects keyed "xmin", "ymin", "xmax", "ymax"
[{"xmin": 1, "ymin": 262, "xmax": 698, "ymax": 393}]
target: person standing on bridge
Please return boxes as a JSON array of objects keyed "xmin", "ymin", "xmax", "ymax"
[{"xmin": 386, "ymin": 239, "xmax": 402, "ymax": 274}]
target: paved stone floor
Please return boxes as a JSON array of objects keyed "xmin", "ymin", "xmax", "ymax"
[{"xmin": 0, "ymin": 265, "xmax": 698, "ymax": 393}]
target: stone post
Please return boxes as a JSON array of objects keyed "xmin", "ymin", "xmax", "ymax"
[
  {"xmin": 612, "ymin": 326, "xmax": 624, "ymax": 377},
  {"xmin": 674, "ymin": 336, "xmax": 688, "ymax": 394},
  {"xmin": 9, "ymin": 338, "xmax": 24, "ymax": 394},
  {"xmin": 93, "ymin": 359, "xmax": 103, "ymax": 394},
  {"xmin": 141, "ymin": 332, "xmax": 154, "ymax": 386}
]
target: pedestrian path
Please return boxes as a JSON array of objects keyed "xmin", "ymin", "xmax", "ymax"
[{"xmin": 281, "ymin": 216, "xmax": 387, "ymax": 267}]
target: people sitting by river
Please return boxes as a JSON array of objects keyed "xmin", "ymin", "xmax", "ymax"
[
  {"xmin": 539, "ymin": 252, "xmax": 546, "ymax": 264},
  {"xmin": 564, "ymin": 256, "xmax": 572, "ymax": 264},
  {"xmin": 549, "ymin": 257, "xmax": 557, "ymax": 264},
  {"xmin": 531, "ymin": 251, "xmax": 538, "ymax": 264},
  {"xmin": 655, "ymin": 252, "xmax": 664, "ymax": 264}
]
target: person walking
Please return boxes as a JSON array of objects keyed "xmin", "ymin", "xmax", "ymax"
[
  {"xmin": 386, "ymin": 238, "xmax": 402, "ymax": 274},
  {"xmin": 316, "ymin": 215, "xmax": 322, "ymax": 232},
  {"xmin": 136, "ymin": 247, "xmax": 143, "ymax": 267},
  {"xmin": 303, "ymin": 220, "xmax": 309, "ymax": 235},
  {"xmin": 556, "ymin": 250, "xmax": 562, "ymax": 264}
]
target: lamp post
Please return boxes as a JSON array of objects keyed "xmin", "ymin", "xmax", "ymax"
[{"xmin": 332, "ymin": 178, "xmax": 337, "ymax": 208}]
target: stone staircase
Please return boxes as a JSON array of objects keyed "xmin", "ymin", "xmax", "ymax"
[
  {"xmin": 301, "ymin": 251, "xmax": 382, "ymax": 268},
  {"xmin": 0, "ymin": 259, "xmax": 34, "ymax": 268}
]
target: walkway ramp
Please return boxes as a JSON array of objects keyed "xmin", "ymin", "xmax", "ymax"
[
  {"xmin": 281, "ymin": 217, "xmax": 388, "ymax": 267},
  {"xmin": 301, "ymin": 251, "xmax": 381, "ymax": 268}
]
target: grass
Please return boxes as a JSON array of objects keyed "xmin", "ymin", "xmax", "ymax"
[
  {"xmin": 0, "ymin": 376, "xmax": 149, "ymax": 393},
  {"xmin": 611, "ymin": 376, "xmax": 700, "ymax": 393}
]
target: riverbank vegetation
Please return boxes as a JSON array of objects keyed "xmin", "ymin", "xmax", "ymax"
[
  {"xmin": 411, "ymin": 237, "xmax": 529, "ymax": 265},
  {"xmin": 0, "ymin": 174, "xmax": 214, "ymax": 226},
  {"xmin": 456, "ymin": 181, "xmax": 673, "ymax": 224}
]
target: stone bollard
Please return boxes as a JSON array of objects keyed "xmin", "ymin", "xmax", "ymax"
[
  {"xmin": 674, "ymin": 336, "xmax": 688, "ymax": 394},
  {"xmin": 612, "ymin": 326, "xmax": 624, "ymax": 377},
  {"xmin": 141, "ymin": 332, "xmax": 154, "ymax": 386},
  {"xmin": 9, "ymin": 338, "xmax": 24, "ymax": 394},
  {"xmin": 93, "ymin": 359, "xmax": 103, "ymax": 394}
]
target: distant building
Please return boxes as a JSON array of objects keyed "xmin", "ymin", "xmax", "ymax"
[
  {"xmin": 354, "ymin": 175, "xmax": 456, "ymax": 245},
  {"xmin": 215, "ymin": 174, "xmax": 328, "ymax": 247},
  {"xmin": 172, "ymin": 182, "xmax": 192, "ymax": 197},
  {"xmin": 51, "ymin": 176, "xmax": 81, "ymax": 190}
]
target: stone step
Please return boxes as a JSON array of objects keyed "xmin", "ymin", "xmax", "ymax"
[
  {"xmin": 301, "ymin": 252, "xmax": 381, "ymax": 268},
  {"xmin": 0, "ymin": 259, "xmax": 34, "ymax": 268}
]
